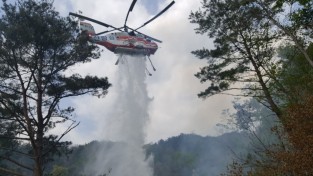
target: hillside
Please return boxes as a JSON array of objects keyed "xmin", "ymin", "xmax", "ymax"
[
  {"xmin": 146, "ymin": 132, "xmax": 250, "ymax": 176},
  {"xmin": 45, "ymin": 132, "xmax": 250, "ymax": 176}
]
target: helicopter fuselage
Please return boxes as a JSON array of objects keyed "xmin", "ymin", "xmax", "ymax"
[
  {"xmin": 79, "ymin": 21, "xmax": 158, "ymax": 56},
  {"xmin": 89, "ymin": 32, "xmax": 158, "ymax": 56},
  {"xmin": 71, "ymin": 0, "xmax": 175, "ymax": 57}
]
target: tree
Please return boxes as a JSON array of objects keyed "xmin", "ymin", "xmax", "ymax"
[
  {"xmin": 224, "ymin": 95, "xmax": 313, "ymax": 176},
  {"xmin": 275, "ymin": 0, "xmax": 313, "ymax": 31},
  {"xmin": 50, "ymin": 165, "xmax": 68, "ymax": 176},
  {"xmin": 189, "ymin": 0, "xmax": 285, "ymax": 118},
  {"xmin": 271, "ymin": 43, "xmax": 313, "ymax": 119},
  {"xmin": 189, "ymin": 3, "xmax": 313, "ymax": 174},
  {"xmin": 275, "ymin": 95, "xmax": 313, "ymax": 175},
  {"xmin": 0, "ymin": 0, "xmax": 111, "ymax": 175},
  {"xmin": 222, "ymin": 98, "xmax": 285, "ymax": 176},
  {"xmin": 222, "ymin": 40, "xmax": 313, "ymax": 176},
  {"xmin": 244, "ymin": 0, "xmax": 313, "ymax": 67}
]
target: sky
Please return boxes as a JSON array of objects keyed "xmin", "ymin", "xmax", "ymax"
[{"xmin": 49, "ymin": 0, "xmax": 236, "ymax": 144}]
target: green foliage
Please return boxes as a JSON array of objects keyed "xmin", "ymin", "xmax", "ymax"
[
  {"xmin": 191, "ymin": 1, "xmax": 313, "ymax": 175},
  {"xmin": 46, "ymin": 74, "xmax": 110, "ymax": 98},
  {"xmin": 274, "ymin": 0, "xmax": 312, "ymax": 25},
  {"xmin": 190, "ymin": 0, "xmax": 283, "ymax": 117},
  {"xmin": 45, "ymin": 141, "xmax": 116, "ymax": 176},
  {"xmin": 1, "ymin": 134, "xmax": 244, "ymax": 176},
  {"xmin": 274, "ymin": 44, "xmax": 313, "ymax": 104},
  {"xmin": 146, "ymin": 133, "xmax": 250, "ymax": 176},
  {"xmin": 190, "ymin": 0, "xmax": 277, "ymax": 97},
  {"xmin": 51, "ymin": 165, "xmax": 69, "ymax": 176},
  {"xmin": 222, "ymin": 40, "xmax": 313, "ymax": 176}
]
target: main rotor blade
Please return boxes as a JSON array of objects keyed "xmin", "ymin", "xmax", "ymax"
[
  {"xmin": 124, "ymin": 0, "xmax": 137, "ymax": 27},
  {"xmin": 69, "ymin": 12, "xmax": 122, "ymax": 32},
  {"xmin": 127, "ymin": 26, "xmax": 162, "ymax": 43},
  {"xmin": 134, "ymin": 1, "xmax": 175, "ymax": 31},
  {"xmin": 96, "ymin": 27, "xmax": 124, "ymax": 35}
]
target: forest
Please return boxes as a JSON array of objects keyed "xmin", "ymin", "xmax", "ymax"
[{"xmin": 0, "ymin": 0, "xmax": 313, "ymax": 175}]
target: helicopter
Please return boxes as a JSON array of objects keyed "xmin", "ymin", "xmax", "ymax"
[{"xmin": 69, "ymin": 0, "xmax": 175, "ymax": 69}]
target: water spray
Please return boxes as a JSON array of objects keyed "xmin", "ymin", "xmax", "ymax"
[{"xmin": 85, "ymin": 55, "xmax": 153, "ymax": 176}]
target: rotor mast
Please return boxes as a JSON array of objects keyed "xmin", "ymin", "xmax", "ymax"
[{"xmin": 124, "ymin": 0, "xmax": 137, "ymax": 32}]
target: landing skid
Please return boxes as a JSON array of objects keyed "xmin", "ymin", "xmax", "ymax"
[
  {"xmin": 115, "ymin": 58, "xmax": 120, "ymax": 65},
  {"xmin": 115, "ymin": 54, "xmax": 124, "ymax": 65},
  {"xmin": 145, "ymin": 56, "xmax": 156, "ymax": 76},
  {"xmin": 145, "ymin": 68, "xmax": 152, "ymax": 76},
  {"xmin": 147, "ymin": 56, "xmax": 156, "ymax": 71},
  {"xmin": 114, "ymin": 54, "xmax": 156, "ymax": 76}
]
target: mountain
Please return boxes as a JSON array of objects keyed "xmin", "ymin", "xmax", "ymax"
[
  {"xmin": 0, "ymin": 132, "xmax": 250, "ymax": 176},
  {"xmin": 146, "ymin": 132, "xmax": 250, "ymax": 176},
  {"xmin": 51, "ymin": 132, "xmax": 250, "ymax": 176}
]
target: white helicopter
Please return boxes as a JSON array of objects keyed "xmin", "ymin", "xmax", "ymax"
[{"xmin": 70, "ymin": 0, "xmax": 175, "ymax": 73}]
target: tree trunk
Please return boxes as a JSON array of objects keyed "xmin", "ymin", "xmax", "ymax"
[
  {"xmin": 33, "ymin": 52, "xmax": 44, "ymax": 176},
  {"xmin": 33, "ymin": 130, "xmax": 44, "ymax": 176},
  {"xmin": 252, "ymin": 57, "xmax": 282, "ymax": 118},
  {"xmin": 240, "ymin": 31, "xmax": 282, "ymax": 118},
  {"xmin": 33, "ymin": 158, "xmax": 43, "ymax": 176}
]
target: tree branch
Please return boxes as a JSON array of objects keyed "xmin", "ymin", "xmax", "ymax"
[
  {"xmin": 256, "ymin": 0, "xmax": 313, "ymax": 67},
  {"xmin": 42, "ymin": 121, "xmax": 79, "ymax": 157},
  {"xmin": 0, "ymin": 167, "xmax": 26, "ymax": 176},
  {"xmin": 0, "ymin": 147, "xmax": 33, "ymax": 158},
  {"xmin": 0, "ymin": 135, "xmax": 30, "ymax": 141},
  {"xmin": 0, "ymin": 156, "xmax": 32, "ymax": 171}
]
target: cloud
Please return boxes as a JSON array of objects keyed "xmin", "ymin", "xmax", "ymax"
[{"xmin": 52, "ymin": 0, "xmax": 235, "ymax": 144}]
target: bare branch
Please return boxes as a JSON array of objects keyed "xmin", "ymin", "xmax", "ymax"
[{"xmin": 42, "ymin": 121, "xmax": 80, "ymax": 157}]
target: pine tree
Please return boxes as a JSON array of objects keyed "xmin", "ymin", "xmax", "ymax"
[
  {"xmin": 0, "ymin": 0, "xmax": 111, "ymax": 175},
  {"xmin": 189, "ymin": 0, "xmax": 283, "ymax": 117},
  {"xmin": 253, "ymin": 0, "xmax": 313, "ymax": 67}
]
